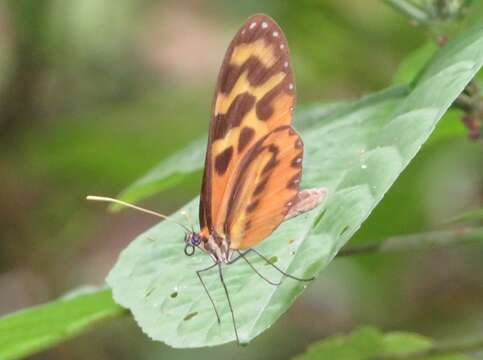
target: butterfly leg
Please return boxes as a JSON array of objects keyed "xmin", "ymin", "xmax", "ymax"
[
  {"xmin": 196, "ymin": 262, "xmax": 221, "ymax": 324},
  {"xmin": 250, "ymin": 248, "xmax": 315, "ymax": 282},
  {"xmin": 232, "ymin": 250, "xmax": 282, "ymax": 286},
  {"xmin": 218, "ymin": 263, "xmax": 240, "ymax": 345}
]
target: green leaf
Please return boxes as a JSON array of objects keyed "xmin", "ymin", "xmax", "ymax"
[
  {"xmin": 0, "ymin": 288, "xmax": 124, "ymax": 360},
  {"xmin": 293, "ymin": 326, "xmax": 471, "ymax": 360},
  {"xmin": 424, "ymin": 108, "xmax": 467, "ymax": 145},
  {"xmin": 293, "ymin": 327, "xmax": 385, "ymax": 360},
  {"xmin": 107, "ymin": 23, "xmax": 483, "ymax": 347},
  {"xmin": 382, "ymin": 331, "xmax": 432, "ymax": 355},
  {"xmin": 393, "ymin": 42, "xmax": 438, "ymax": 86}
]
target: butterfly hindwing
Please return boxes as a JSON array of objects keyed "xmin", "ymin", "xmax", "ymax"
[
  {"xmin": 225, "ymin": 126, "xmax": 303, "ymax": 249},
  {"xmin": 200, "ymin": 14, "xmax": 296, "ymax": 238},
  {"xmin": 284, "ymin": 187, "xmax": 328, "ymax": 221}
]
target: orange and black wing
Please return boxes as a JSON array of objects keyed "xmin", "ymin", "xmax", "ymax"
[
  {"xmin": 225, "ymin": 126, "xmax": 303, "ymax": 249},
  {"xmin": 199, "ymin": 14, "xmax": 296, "ymax": 239}
]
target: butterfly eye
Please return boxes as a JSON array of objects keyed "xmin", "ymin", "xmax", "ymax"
[{"xmin": 191, "ymin": 234, "xmax": 202, "ymax": 246}]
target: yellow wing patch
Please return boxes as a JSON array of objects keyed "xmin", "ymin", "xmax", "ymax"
[{"xmin": 230, "ymin": 38, "xmax": 277, "ymax": 68}]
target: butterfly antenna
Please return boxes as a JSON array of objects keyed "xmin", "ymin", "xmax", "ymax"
[
  {"xmin": 180, "ymin": 210, "xmax": 195, "ymax": 232},
  {"xmin": 86, "ymin": 195, "xmax": 191, "ymax": 232}
]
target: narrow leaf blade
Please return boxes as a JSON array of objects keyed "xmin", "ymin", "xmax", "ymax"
[{"xmin": 0, "ymin": 288, "xmax": 124, "ymax": 360}]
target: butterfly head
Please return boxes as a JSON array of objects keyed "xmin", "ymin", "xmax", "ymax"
[{"xmin": 184, "ymin": 232, "xmax": 203, "ymax": 256}]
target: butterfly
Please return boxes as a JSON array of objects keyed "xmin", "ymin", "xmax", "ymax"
[{"xmin": 88, "ymin": 13, "xmax": 326, "ymax": 345}]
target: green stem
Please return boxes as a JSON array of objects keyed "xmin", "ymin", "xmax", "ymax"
[
  {"xmin": 337, "ymin": 227, "xmax": 483, "ymax": 257},
  {"xmin": 382, "ymin": 0, "xmax": 431, "ymax": 26}
]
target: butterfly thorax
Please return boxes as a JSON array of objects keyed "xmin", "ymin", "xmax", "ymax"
[{"xmin": 199, "ymin": 231, "xmax": 233, "ymax": 264}]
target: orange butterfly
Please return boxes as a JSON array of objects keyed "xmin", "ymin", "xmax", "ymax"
[{"xmin": 89, "ymin": 14, "xmax": 326, "ymax": 344}]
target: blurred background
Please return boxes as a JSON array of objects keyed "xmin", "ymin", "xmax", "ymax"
[{"xmin": 0, "ymin": 0, "xmax": 482, "ymax": 359}]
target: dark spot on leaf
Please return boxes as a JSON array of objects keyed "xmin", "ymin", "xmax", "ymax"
[
  {"xmin": 313, "ymin": 209, "xmax": 327, "ymax": 227},
  {"xmin": 183, "ymin": 312, "xmax": 198, "ymax": 321},
  {"xmin": 339, "ymin": 225, "xmax": 349, "ymax": 236},
  {"xmin": 288, "ymin": 239, "xmax": 295, "ymax": 244},
  {"xmin": 264, "ymin": 256, "xmax": 278, "ymax": 265},
  {"xmin": 170, "ymin": 292, "xmax": 178, "ymax": 298}
]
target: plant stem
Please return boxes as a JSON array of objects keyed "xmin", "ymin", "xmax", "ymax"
[
  {"xmin": 383, "ymin": 0, "xmax": 430, "ymax": 26},
  {"xmin": 337, "ymin": 227, "xmax": 483, "ymax": 257},
  {"xmin": 374, "ymin": 335, "xmax": 483, "ymax": 359},
  {"xmin": 452, "ymin": 93, "xmax": 475, "ymax": 112},
  {"xmin": 452, "ymin": 80, "xmax": 483, "ymax": 114}
]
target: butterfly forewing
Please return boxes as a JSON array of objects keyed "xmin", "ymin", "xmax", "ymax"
[{"xmin": 200, "ymin": 14, "xmax": 297, "ymax": 239}]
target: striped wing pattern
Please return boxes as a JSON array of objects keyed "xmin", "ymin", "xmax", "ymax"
[
  {"xmin": 199, "ymin": 14, "xmax": 300, "ymax": 249},
  {"xmin": 226, "ymin": 126, "xmax": 303, "ymax": 249}
]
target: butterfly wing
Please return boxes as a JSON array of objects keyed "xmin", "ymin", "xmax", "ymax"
[
  {"xmin": 200, "ymin": 14, "xmax": 296, "ymax": 237},
  {"xmin": 284, "ymin": 187, "xmax": 328, "ymax": 221},
  {"xmin": 225, "ymin": 126, "xmax": 303, "ymax": 249}
]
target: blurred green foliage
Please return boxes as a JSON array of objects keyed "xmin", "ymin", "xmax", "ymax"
[
  {"xmin": 0, "ymin": 288, "xmax": 124, "ymax": 360},
  {"xmin": 0, "ymin": 0, "xmax": 482, "ymax": 359},
  {"xmin": 294, "ymin": 326, "xmax": 470, "ymax": 360}
]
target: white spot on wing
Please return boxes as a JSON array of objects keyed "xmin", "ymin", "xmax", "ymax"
[
  {"xmin": 249, "ymin": 22, "xmax": 257, "ymax": 29},
  {"xmin": 273, "ymin": 31, "xmax": 279, "ymax": 37},
  {"xmin": 280, "ymin": 44, "xmax": 285, "ymax": 50},
  {"xmin": 284, "ymin": 61, "xmax": 289, "ymax": 68},
  {"xmin": 262, "ymin": 22, "xmax": 268, "ymax": 29},
  {"xmin": 288, "ymin": 83, "xmax": 294, "ymax": 90}
]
